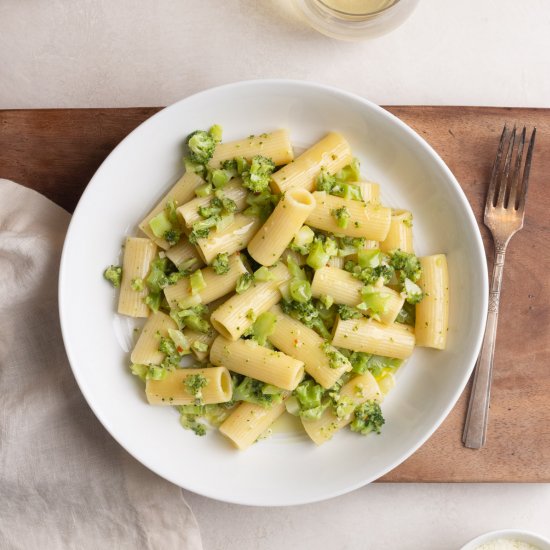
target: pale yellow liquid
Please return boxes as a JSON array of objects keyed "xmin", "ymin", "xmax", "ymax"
[{"xmin": 320, "ymin": 0, "xmax": 396, "ymax": 14}]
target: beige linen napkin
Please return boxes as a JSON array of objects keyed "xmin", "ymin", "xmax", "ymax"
[{"xmin": 0, "ymin": 179, "xmax": 202, "ymax": 550}]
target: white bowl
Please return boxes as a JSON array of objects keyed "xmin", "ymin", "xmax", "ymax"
[
  {"xmin": 460, "ymin": 529, "xmax": 550, "ymax": 550},
  {"xmin": 59, "ymin": 80, "xmax": 488, "ymax": 506}
]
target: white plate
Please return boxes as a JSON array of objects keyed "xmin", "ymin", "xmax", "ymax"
[{"xmin": 59, "ymin": 80, "xmax": 488, "ymax": 506}]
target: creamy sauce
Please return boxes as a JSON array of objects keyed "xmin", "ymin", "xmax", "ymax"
[{"xmin": 321, "ymin": 0, "xmax": 396, "ymax": 15}]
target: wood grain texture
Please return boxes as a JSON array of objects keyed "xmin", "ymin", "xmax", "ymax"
[{"xmin": 1, "ymin": 106, "xmax": 548, "ymax": 481}]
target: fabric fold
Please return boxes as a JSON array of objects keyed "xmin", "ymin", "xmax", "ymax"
[{"xmin": 0, "ymin": 179, "xmax": 202, "ymax": 550}]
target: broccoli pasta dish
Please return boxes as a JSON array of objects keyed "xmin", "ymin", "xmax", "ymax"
[{"xmin": 103, "ymin": 126, "xmax": 449, "ymax": 450}]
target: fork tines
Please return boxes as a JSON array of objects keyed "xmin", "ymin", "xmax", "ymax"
[{"xmin": 486, "ymin": 125, "xmax": 536, "ymax": 214}]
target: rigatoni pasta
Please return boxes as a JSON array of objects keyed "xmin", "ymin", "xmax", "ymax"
[
  {"xmin": 306, "ymin": 191, "xmax": 391, "ymax": 240},
  {"xmin": 415, "ymin": 254, "xmax": 449, "ymax": 349},
  {"xmin": 247, "ymin": 188, "xmax": 316, "ymax": 266},
  {"xmin": 146, "ymin": 366, "xmax": 232, "ymax": 405},
  {"xmin": 210, "ymin": 336, "xmax": 305, "ymax": 391},
  {"xmin": 118, "ymin": 237, "xmax": 157, "ymax": 318},
  {"xmin": 219, "ymin": 400, "xmax": 287, "ymax": 450},
  {"xmin": 210, "ymin": 263, "xmax": 290, "ymax": 340},
  {"xmin": 103, "ymin": 123, "xmax": 450, "ymax": 450},
  {"xmin": 270, "ymin": 132, "xmax": 352, "ymax": 194}
]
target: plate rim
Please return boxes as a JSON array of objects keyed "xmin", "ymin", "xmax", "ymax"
[{"xmin": 58, "ymin": 79, "xmax": 488, "ymax": 506}]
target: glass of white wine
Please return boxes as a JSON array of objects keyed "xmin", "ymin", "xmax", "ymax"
[{"xmin": 291, "ymin": 0, "xmax": 420, "ymax": 40}]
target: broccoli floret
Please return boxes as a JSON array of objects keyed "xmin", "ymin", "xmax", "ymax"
[
  {"xmin": 236, "ymin": 272, "xmax": 254, "ymax": 294},
  {"xmin": 316, "ymin": 168, "xmax": 337, "ymax": 192},
  {"xmin": 233, "ymin": 376, "xmax": 283, "ymax": 408},
  {"xmin": 345, "ymin": 260, "xmax": 395, "ymax": 286},
  {"xmin": 337, "ymin": 304, "xmax": 362, "ymax": 320},
  {"xmin": 280, "ymin": 300, "xmax": 331, "ymax": 339},
  {"xmin": 332, "ymin": 206, "xmax": 351, "ymax": 229},
  {"xmin": 189, "ymin": 226, "xmax": 210, "ymax": 245},
  {"xmin": 158, "ymin": 337, "xmax": 177, "ymax": 356},
  {"xmin": 390, "ymin": 250, "xmax": 422, "ymax": 282},
  {"xmin": 322, "ymin": 342, "xmax": 351, "ymax": 370},
  {"xmin": 350, "ymin": 400, "xmax": 385, "ymax": 435},
  {"xmin": 184, "ymin": 373, "xmax": 209, "ymax": 403},
  {"xmin": 241, "ymin": 155, "xmax": 276, "ymax": 193},
  {"xmin": 130, "ymin": 277, "xmax": 143, "ymax": 292},
  {"xmin": 163, "ymin": 229, "xmax": 181, "ymax": 246},
  {"xmin": 211, "ymin": 252, "xmax": 230, "ymax": 275},
  {"xmin": 294, "ymin": 379, "xmax": 329, "ymax": 420},
  {"xmin": 180, "ymin": 414, "xmax": 207, "ymax": 436},
  {"xmin": 243, "ymin": 188, "xmax": 279, "ymax": 219},
  {"xmin": 146, "ymin": 257, "xmax": 171, "ymax": 293},
  {"xmin": 187, "ymin": 130, "xmax": 217, "ymax": 164},
  {"xmin": 103, "ymin": 265, "xmax": 122, "ymax": 287}
]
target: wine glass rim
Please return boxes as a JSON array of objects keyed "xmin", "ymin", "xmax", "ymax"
[{"xmin": 317, "ymin": 0, "xmax": 402, "ymax": 17}]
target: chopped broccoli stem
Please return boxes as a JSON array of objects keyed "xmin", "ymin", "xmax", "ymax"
[
  {"xmin": 289, "ymin": 279, "xmax": 312, "ymax": 303},
  {"xmin": 189, "ymin": 269, "xmax": 206, "ymax": 295},
  {"xmin": 209, "ymin": 124, "xmax": 223, "ymax": 143},
  {"xmin": 251, "ymin": 311, "xmax": 277, "ymax": 346},
  {"xmin": 253, "ymin": 266, "xmax": 275, "ymax": 282},
  {"xmin": 194, "ymin": 183, "xmax": 213, "ymax": 198},
  {"xmin": 192, "ymin": 340, "xmax": 209, "ymax": 353},
  {"xmin": 357, "ymin": 249, "xmax": 381, "ymax": 268},
  {"xmin": 358, "ymin": 285, "xmax": 391, "ymax": 315},
  {"xmin": 103, "ymin": 265, "xmax": 122, "ymax": 287},
  {"xmin": 149, "ymin": 211, "xmax": 173, "ymax": 239},
  {"xmin": 306, "ymin": 237, "xmax": 331, "ymax": 270},
  {"xmin": 294, "ymin": 379, "xmax": 329, "ymax": 420}
]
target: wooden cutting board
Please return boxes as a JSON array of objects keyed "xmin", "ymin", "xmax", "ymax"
[{"xmin": 1, "ymin": 106, "xmax": 549, "ymax": 482}]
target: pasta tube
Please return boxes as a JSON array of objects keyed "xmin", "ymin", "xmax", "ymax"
[
  {"xmin": 268, "ymin": 305, "xmax": 351, "ymax": 389},
  {"xmin": 164, "ymin": 239, "xmax": 204, "ymax": 271},
  {"xmin": 145, "ymin": 366, "xmax": 232, "ymax": 405},
  {"xmin": 307, "ymin": 191, "xmax": 391, "ymax": 241},
  {"xmin": 210, "ymin": 263, "xmax": 290, "ymax": 340},
  {"xmin": 183, "ymin": 328, "xmax": 218, "ymax": 361},
  {"xmin": 118, "ymin": 237, "xmax": 157, "ymax": 318},
  {"xmin": 332, "ymin": 317, "xmax": 415, "ymax": 359},
  {"xmin": 311, "ymin": 266, "xmax": 363, "ymax": 306},
  {"xmin": 131, "ymin": 311, "xmax": 178, "ymax": 365},
  {"xmin": 164, "ymin": 252, "xmax": 248, "ymax": 308},
  {"xmin": 356, "ymin": 181, "xmax": 380, "ymax": 204},
  {"xmin": 301, "ymin": 371, "xmax": 382, "ymax": 445},
  {"xmin": 380, "ymin": 210, "xmax": 414, "ymax": 254},
  {"xmin": 311, "ymin": 266, "xmax": 404, "ymax": 324},
  {"xmin": 210, "ymin": 336, "xmax": 305, "ymax": 391},
  {"xmin": 247, "ymin": 188, "xmax": 316, "ymax": 266},
  {"xmin": 270, "ymin": 132, "xmax": 352, "ymax": 194},
  {"xmin": 209, "ymin": 129, "xmax": 294, "ymax": 168},
  {"xmin": 219, "ymin": 400, "xmax": 287, "ymax": 450},
  {"xmin": 415, "ymin": 254, "xmax": 449, "ymax": 349},
  {"xmin": 138, "ymin": 171, "xmax": 204, "ymax": 249},
  {"xmin": 194, "ymin": 214, "xmax": 262, "ymax": 264},
  {"xmin": 177, "ymin": 180, "xmax": 248, "ymax": 228},
  {"xmin": 311, "ymin": 266, "xmax": 405, "ymax": 324}
]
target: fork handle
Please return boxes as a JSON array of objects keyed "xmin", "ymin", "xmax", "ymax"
[{"xmin": 462, "ymin": 247, "xmax": 506, "ymax": 449}]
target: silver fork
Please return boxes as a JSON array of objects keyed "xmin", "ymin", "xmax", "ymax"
[{"xmin": 462, "ymin": 125, "xmax": 536, "ymax": 449}]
